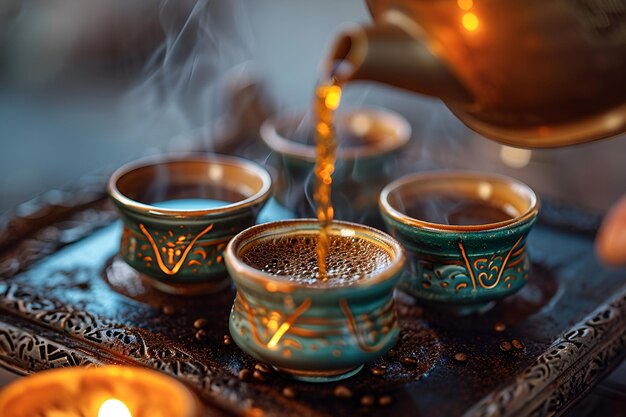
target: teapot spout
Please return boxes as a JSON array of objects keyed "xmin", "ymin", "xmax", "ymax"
[{"xmin": 327, "ymin": 23, "xmax": 473, "ymax": 103}]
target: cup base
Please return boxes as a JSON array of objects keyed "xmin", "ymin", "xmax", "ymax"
[
  {"xmin": 425, "ymin": 300, "xmax": 496, "ymax": 316},
  {"xmin": 105, "ymin": 256, "xmax": 230, "ymax": 297},
  {"xmin": 273, "ymin": 365, "xmax": 363, "ymax": 383},
  {"xmin": 149, "ymin": 277, "xmax": 230, "ymax": 296}
]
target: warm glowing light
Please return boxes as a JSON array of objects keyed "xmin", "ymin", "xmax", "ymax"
[
  {"xmin": 349, "ymin": 113, "xmax": 372, "ymax": 137},
  {"xmin": 457, "ymin": 0, "xmax": 473, "ymax": 11},
  {"xmin": 324, "ymin": 85, "xmax": 342, "ymax": 110},
  {"xmin": 267, "ymin": 319, "xmax": 278, "ymax": 331},
  {"xmin": 339, "ymin": 228, "xmax": 356, "ymax": 237},
  {"xmin": 208, "ymin": 165, "xmax": 223, "ymax": 181},
  {"xmin": 502, "ymin": 204, "xmax": 519, "ymax": 217},
  {"xmin": 267, "ymin": 322, "xmax": 291, "ymax": 349},
  {"xmin": 98, "ymin": 399, "xmax": 132, "ymax": 417},
  {"xmin": 477, "ymin": 182, "xmax": 493, "ymax": 200},
  {"xmin": 267, "ymin": 312, "xmax": 281, "ymax": 331},
  {"xmin": 500, "ymin": 146, "xmax": 532, "ymax": 168},
  {"xmin": 316, "ymin": 122, "xmax": 330, "ymax": 136},
  {"xmin": 462, "ymin": 12, "xmax": 479, "ymax": 31},
  {"xmin": 603, "ymin": 113, "xmax": 624, "ymax": 130}
]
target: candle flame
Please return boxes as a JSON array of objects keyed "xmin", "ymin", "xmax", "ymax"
[{"xmin": 98, "ymin": 399, "xmax": 132, "ymax": 417}]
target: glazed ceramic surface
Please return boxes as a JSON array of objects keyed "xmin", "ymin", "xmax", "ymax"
[
  {"xmin": 108, "ymin": 154, "xmax": 271, "ymax": 294},
  {"xmin": 380, "ymin": 171, "xmax": 539, "ymax": 315},
  {"xmin": 225, "ymin": 219, "xmax": 405, "ymax": 382},
  {"xmin": 261, "ymin": 109, "xmax": 410, "ymax": 223}
]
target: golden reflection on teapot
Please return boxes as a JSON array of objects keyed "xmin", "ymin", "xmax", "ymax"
[{"xmin": 327, "ymin": 0, "xmax": 626, "ymax": 147}]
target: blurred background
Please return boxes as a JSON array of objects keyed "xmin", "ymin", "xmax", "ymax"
[
  {"xmin": 0, "ymin": 1, "xmax": 625, "ymax": 414},
  {"xmin": 1, "ymin": 0, "xmax": 625, "ymax": 215}
]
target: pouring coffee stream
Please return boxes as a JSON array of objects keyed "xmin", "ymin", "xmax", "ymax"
[{"xmin": 313, "ymin": 78, "xmax": 342, "ymax": 280}]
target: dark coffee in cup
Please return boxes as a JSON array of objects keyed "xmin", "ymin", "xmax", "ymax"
[
  {"xmin": 239, "ymin": 234, "xmax": 392, "ymax": 286},
  {"xmin": 403, "ymin": 193, "xmax": 517, "ymax": 226}
]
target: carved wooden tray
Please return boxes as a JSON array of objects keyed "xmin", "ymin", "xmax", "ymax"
[{"xmin": 0, "ymin": 176, "xmax": 625, "ymax": 417}]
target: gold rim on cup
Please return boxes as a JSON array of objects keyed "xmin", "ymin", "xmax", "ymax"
[
  {"xmin": 379, "ymin": 170, "xmax": 539, "ymax": 232},
  {"xmin": 108, "ymin": 153, "xmax": 272, "ymax": 217},
  {"xmin": 225, "ymin": 219, "xmax": 406, "ymax": 293},
  {"xmin": 260, "ymin": 108, "xmax": 411, "ymax": 162}
]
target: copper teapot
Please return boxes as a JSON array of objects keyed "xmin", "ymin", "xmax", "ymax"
[{"xmin": 327, "ymin": 0, "xmax": 626, "ymax": 147}]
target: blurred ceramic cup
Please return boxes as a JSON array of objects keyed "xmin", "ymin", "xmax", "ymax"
[
  {"xmin": 108, "ymin": 153, "xmax": 272, "ymax": 295},
  {"xmin": 225, "ymin": 219, "xmax": 405, "ymax": 382},
  {"xmin": 261, "ymin": 108, "xmax": 410, "ymax": 225},
  {"xmin": 379, "ymin": 171, "xmax": 539, "ymax": 315}
]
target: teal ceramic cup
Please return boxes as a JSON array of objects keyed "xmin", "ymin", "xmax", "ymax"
[
  {"xmin": 379, "ymin": 171, "xmax": 539, "ymax": 315},
  {"xmin": 108, "ymin": 154, "xmax": 272, "ymax": 295},
  {"xmin": 225, "ymin": 219, "xmax": 405, "ymax": 382},
  {"xmin": 260, "ymin": 108, "xmax": 410, "ymax": 224}
]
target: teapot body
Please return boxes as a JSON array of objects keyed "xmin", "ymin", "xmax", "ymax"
[{"xmin": 360, "ymin": 0, "xmax": 626, "ymax": 146}]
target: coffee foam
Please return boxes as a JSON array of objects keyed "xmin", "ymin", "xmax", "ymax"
[{"xmin": 240, "ymin": 234, "xmax": 392, "ymax": 286}]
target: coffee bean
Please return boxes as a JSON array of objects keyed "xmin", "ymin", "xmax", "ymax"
[
  {"xmin": 194, "ymin": 318, "xmax": 208, "ymax": 329},
  {"xmin": 370, "ymin": 366, "xmax": 386, "ymax": 376},
  {"xmin": 333, "ymin": 385, "xmax": 352, "ymax": 399},
  {"xmin": 378, "ymin": 395, "xmax": 393, "ymax": 406},
  {"xmin": 499, "ymin": 341, "xmax": 512, "ymax": 352},
  {"xmin": 162, "ymin": 305, "xmax": 175, "ymax": 315},
  {"xmin": 254, "ymin": 363, "xmax": 272, "ymax": 374},
  {"xmin": 238, "ymin": 369, "xmax": 250, "ymax": 381},
  {"xmin": 361, "ymin": 395, "xmax": 376, "ymax": 407},
  {"xmin": 194, "ymin": 329, "xmax": 207, "ymax": 341},
  {"xmin": 282, "ymin": 387, "xmax": 296, "ymax": 398},
  {"xmin": 253, "ymin": 370, "xmax": 267, "ymax": 381},
  {"xmin": 511, "ymin": 339, "xmax": 525, "ymax": 350},
  {"xmin": 400, "ymin": 356, "xmax": 417, "ymax": 366},
  {"xmin": 223, "ymin": 335, "xmax": 233, "ymax": 345},
  {"xmin": 494, "ymin": 322, "xmax": 506, "ymax": 332},
  {"xmin": 360, "ymin": 395, "xmax": 375, "ymax": 406},
  {"xmin": 386, "ymin": 349, "xmax": 398, "ymax": 358},
  {"xmin": 454, "ymin": 352, "xmax": 467, "ymax": 362}
]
